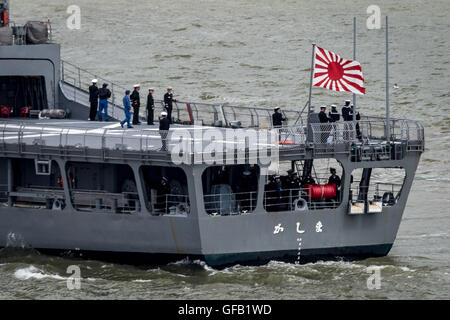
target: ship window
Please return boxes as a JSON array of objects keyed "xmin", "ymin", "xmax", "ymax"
[
  {"xmin": 264, "ymin": 159, "xmax": 344, "ymax": 212},
  {"xmin": 0, "ymin": 158, "xmax": 8, "ymax": 204},
  {"xmin": 7, "ymin": 158, "xmax": 65, "ymax": 209},
  {"xmin": 0, "ymin": 76, "xmax": 48, "ymax": 115},
  {"xmin": 202, "ymin": 165, "xmax": 259, "ymax": 215},
  {"xmin": 349, "ymin": 167, "xmax": 406, "ymax": 214},
  {"xmin": 35, "ymin": 159, "xmax": 51, "ymax": 175},
  {"xmin": 140, "ymin": 166, "xmax": 189, "ymax": 215},
  {"xmin": 66, "ymin": 162, "xmax": 140, "ymax": 214}
]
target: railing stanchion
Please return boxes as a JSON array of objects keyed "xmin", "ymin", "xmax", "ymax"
[{"xmin": 78, "ymin": 67, "xmax": 81, "ymax": 89}]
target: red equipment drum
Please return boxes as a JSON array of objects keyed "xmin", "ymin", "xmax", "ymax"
[{"xmin": 305, "ymin": 184, "xmax": 336, "ymax": 199}]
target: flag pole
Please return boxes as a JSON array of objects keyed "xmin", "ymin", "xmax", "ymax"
[
  {"xmin": 352, "ymin": 17, "xmax": 356, "ymax": 131},
  {"xmin": 385, "ymin": 16, "xmax": 391, "ymax": 141},
  {"xmin": 307, "ymin": 43, "xmax": 316, "ymax": 141}
]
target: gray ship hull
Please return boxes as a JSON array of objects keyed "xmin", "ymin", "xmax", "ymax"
[
  {"xmin": 0, "ymin": 30, "xmax": 423, "ymax": 268},
  {"xmin": 0, "ymin": 163, "xmax": 414, "ymax": 268}
]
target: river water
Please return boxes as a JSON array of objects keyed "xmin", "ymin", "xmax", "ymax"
[{"xmin": 0, "ymin": 0, "xmax": 448, "ymax": 299}]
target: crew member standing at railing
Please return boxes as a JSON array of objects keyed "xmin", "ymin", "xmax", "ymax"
[
  {"xmin": 342, "ymin": 100, "xmax": 351, "ymax": 140},
  {"xmin": 147, "ymin": 88, "xmax": 155, "ymax": 125},
  {"xmin": 156, "ymin": 177, "xmax": 171, "ymax": 213},
  {"xmin": 265, "ymin": 175, "xmax": 283, "ymax": 212},
  {"xmin": 302, "ymin": 172, "xmax": 316, "ymax": 186},
  {"xmin": 328, "ymin": 168, "xmax": 341, "ymax": 187},
  {"xmin": 130, "ymin": 84, "xmax": 141, "ymax": 125},
  {"xmin": 272, "ymin": 107, "xmax": 286, "ymax": 127},
  {"xmin": 319, "ymin": 106, "xmax": 329, "ymax": 123},
  {"xmin": 284, "ymin": 169, "xmax": 301, "ymax": 210},
  {"xmin": 328, "ymin": 168, "xmax": 341, "ymax": 202},
  {"xmin": 97, "ymin": 83, "xmax": 111, "ymax": 121},
  {"xmin": 120, "ymin": 90, "xmax": 133, "ymax": 129},
  {"xmin": 272, "ymin": 107, "xmax": 286, "ymax": 142},
  {"xmin": 164, "ymin": 87, "xmax": 177, "ymax": 124},
  {"xmin": 348, "ymin": 104, "xmax": 362, "ymax": 140},
  {"xmin": 88, "ymin": 79, "xmax": 99, "ymax": 121},
  {"xmin": 159, "ymin": 111, "xmax": 170, "ymax": 151},
  {"xmin": 319, "ymin": 106, "xmax": 330, "ymax": 143},
  {"xmin": 342, "ymin": 100, "xmax": 351, "ymax": 121},
  {"xmin": 328, "ymin": 105, "xmax": 340, "ymax": 122}
]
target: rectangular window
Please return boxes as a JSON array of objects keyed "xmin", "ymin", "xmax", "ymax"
[
  {"xmin": 203, "ymin": 165, "xmax": 259, "ymax": 215},
  {"xmin": 140, "ymin": 166, "xmax": 189, "ymax": 215},
  {"xmin": 264, "ymin": 159, "xmax": 343, "ymax": 212},
  {"xmin": 349, "ymin": 167, "xmax": 406, "ymax": 214},
  {"xmin": 66, "ymin": 162, "xmax": 139, "ymax": 214},
  {"xmin": 7, "ymin": 158, "xmax": 65, "ymax": 209}
]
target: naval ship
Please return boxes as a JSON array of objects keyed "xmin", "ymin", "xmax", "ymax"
[{"xmin": 0, "ymin": 1, "xmax": 424, "ymax": 267}]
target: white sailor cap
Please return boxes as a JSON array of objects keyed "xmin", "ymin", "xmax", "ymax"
[
  {"xmin": 92, "ymin": 79, "xmax": 98, "ymax": 83},
  {"xmin": 320, "ymin": 105, "xmax": 327, "ymax": 109},
  {"xmin": 133, "ymin": 84, "xmax": 140, "ymax": 88},
  {"xmin": 148, "ymin": 87, "xmax": 154, "ymax": 91},
  {"xmin": 345, "ymin": 100, "xmax": 351, "ymax": 103},
  {"xmin": 331, "ymin": 104, "xmax": 337, "ymax": 108},
  {"xmin": 161, "ymin": 111, "xmax": 168, "ymax": 116}
]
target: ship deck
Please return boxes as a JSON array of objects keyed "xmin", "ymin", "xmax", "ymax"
[{"xmin": 0, "ymin": 117, "xmax": 424, "ymax": 163}]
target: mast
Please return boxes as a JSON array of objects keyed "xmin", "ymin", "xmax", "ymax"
[
  {"xmin": 385, "ymin": 16, "xmax": 391, "ymax": 141},
  {"xmin": 307, "ymin": 43, "xmax": 316, "ymax": 141},
  {"xmin": 352, "ymin": 17, "xmax": 357, "ymax": 132}
]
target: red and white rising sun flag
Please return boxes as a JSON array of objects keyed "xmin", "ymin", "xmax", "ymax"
[{"xmin": 313, "ymin": 46, "xmax": 366, "ymax": 95}]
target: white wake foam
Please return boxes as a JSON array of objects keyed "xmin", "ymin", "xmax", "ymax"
[{"xmin": 14, "ymin": 266, "xmax": 66, "ymax": 281}]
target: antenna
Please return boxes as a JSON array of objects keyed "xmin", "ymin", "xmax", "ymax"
[
  {"xmin": 352, "ymin": 17, "xmax": 357, "ymax": 134},
  {"xmin": 306, "ymin": 43, "xmax": 316, "ymax": 142},
  {"xmin": 385, "ymin": 16, "xmax": 391, "ymax": 141}
]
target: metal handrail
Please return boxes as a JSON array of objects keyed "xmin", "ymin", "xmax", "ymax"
[
  {"xmin": 263, "ymin": 186, "xmax": 342, "ymax": 212},
  {"xmin": 0, "ymin": 117, "xmax": 424, "ymax": 161}
]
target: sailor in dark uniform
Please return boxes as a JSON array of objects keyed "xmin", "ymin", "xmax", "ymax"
[
  {"xmin": 130, "ymin": 84, "xmax": 141, "ymax": 125},
  {"xmin": 284, "ymin": 169, "xmax": 301, "ymax": 209},
  {"xmin": 264, "ymin": 175, "xmax": 279, "ymax": 212},
  {"xmin": 88, "ymin": 79, "xmax": 99, "ymax": 121},
  {"xmin": 164, "ymin": 87, "xmax": 177, "ymax": 124},
  {"xmin": 319, "ymin": 106, "xmax": 330, "ymax": 143},
  {"xmin": 318, "ymin": 105, "xmax": 329, "ymax": 123},
  {"xmin": 342, "ymin": 100, "xmax": 351, "ymax": 121},
  {"xmin": 349, "ymin": 104, "xmax": 362, "ymax": 139},
  {"xmin": 348, "ymin": 104, "xmax": 361, "ymax": 121},
  {"xmin": 328, "ymin": 168, "xmax": 341, "ymax": 187},
  {"xmin": 328, "ymin": 104, "xmax": 340, "ymax": 122},
  {"xmin": 147, "ymin": 88, "xmax": 155, "ymax": 125},
  {"xmin": 328, "ymin": 167, "xmax": 341, "ymax": 202},
  {"xmin": 272, "ymin": 107, "xmax": 286, "ymax": 127},
  {"xmin": 342, "ymin": 100, "xmax": 351, "ymax": 140},
  {"xmin": 159, "ymin": 111, "xmax": 170, "ymax": 151},
  {"xmin": 156, "ymin": 176, "xmax": 171, "ymax": 213},
  {"xmin": 274, "ymin": 175, "xmax": 285, "ymax": 211},
  {"xmin": 302, "ymin": 172, "xmax": 316, "ymax": 186}
]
